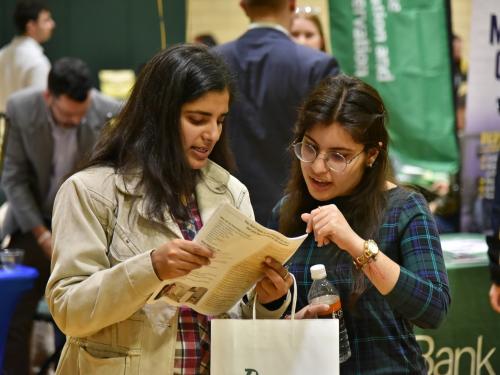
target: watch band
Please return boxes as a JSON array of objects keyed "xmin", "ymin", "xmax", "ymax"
[{"xmin": 353, "ymin": 239, "xmax": 378, "ymax": 269}]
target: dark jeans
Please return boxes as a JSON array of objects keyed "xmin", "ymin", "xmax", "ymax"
[{"xmin": 3, "ymin": 231, "xmax": 50, "ymax": 375}]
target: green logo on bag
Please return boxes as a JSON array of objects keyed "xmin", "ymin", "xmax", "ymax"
[{"xmin": 245, "ymin": 369, "xmax": 259, "ymax": 375}]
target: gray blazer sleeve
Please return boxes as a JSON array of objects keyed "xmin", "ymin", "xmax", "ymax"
[{"xmin": 2, "ymin": 99, "xmax": 45, "ymax": 232}]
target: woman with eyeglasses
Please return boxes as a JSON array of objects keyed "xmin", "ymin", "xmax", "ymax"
[{"xmin": 269, "ymin": 75, "xmax": 450, "ymax": 373}]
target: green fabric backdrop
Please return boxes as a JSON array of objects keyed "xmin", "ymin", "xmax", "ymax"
[
  {"xmin": 328, "ymin": 0, "xmax": 459, "ymax": 174},
  {"xmin": 0, "ymin": 0, "xmax": 186, "ymax": 85}
]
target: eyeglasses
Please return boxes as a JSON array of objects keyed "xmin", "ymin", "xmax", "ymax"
[{"xmin": 292, "ymin": 142, "xmax": 364, "ymax": 173}]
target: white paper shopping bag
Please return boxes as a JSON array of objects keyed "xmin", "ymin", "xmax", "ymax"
[{"xmin": 211, "ymin": 275, "xmax": 340, "ymax": 375}]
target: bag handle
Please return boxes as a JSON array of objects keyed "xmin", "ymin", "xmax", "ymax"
[{"xmin": 253, "ymin": 272, "xmax": 298, "ymax": 320}]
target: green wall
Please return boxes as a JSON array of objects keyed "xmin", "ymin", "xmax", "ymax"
[{"xmin": 0, "ymin": 0, "xmax": 186, "ymax": 85}]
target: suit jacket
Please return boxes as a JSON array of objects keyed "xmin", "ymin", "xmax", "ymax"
[
  {"xmin": 214, "ymin": 27, "xmax": 340, "ymax": 224},
  {"xmin": 1, "ymin": 87, "xmax": 121, "ymax": 236}
]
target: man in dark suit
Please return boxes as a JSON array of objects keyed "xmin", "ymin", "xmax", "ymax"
[
  {"xmin": 1, "ymin": 57, "xmax": 121, "ymax": 375},
  {"xmin": 214, "ymin": 0, "xmax": 340, "ymax": 225}
]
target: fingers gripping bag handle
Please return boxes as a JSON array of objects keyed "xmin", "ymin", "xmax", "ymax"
[{"xmin": 253, "ymin": 273, "xmax": 298, "ymax": 319}]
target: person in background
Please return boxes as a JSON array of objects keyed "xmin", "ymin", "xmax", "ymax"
[
  {"xmin": 451, "ymin": 34, "xmax": 467, "ymax": 99},
  {"xmin": 425, "ymin": 33, "xmax": 467, "ymax": 233},
  {"xmin": 487, "ymin": 153, "xmax": 500, "ymax": 313},
  {"xmin": 290, "ymin": 6, "xmax": 326, "ymax": 52},
  {"xmin": 451, "ymin": 33, "xmax": 467, "ymax": 134},
  {"xmin": 45, "ymin": 44, "xmax": 292, "ymax": 374},
  {"xmin": 1, "ymin": 57, "xmax": 121, "ymax": 375},
  {"xmin": 194, "ymin": 33, "xmax": 218, "ymax": 48},
  {"xmin": 214, "ymin": 0, "xmax": 340, "ymax": 225},
  {"xmin": 0, "ymin": 0, "xmax": 55, "ymax": 112},
  {"xmin": 270, "ymin": 75, "xmax": 450, "ymax": 373},
  {"xmin": 428, "ymin": 174, "xmax": 460, "ymax": 234}
]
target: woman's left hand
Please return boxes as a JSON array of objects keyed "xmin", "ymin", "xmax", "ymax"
[
  {"xmin": 285, "ymin": 303, "xmax": 331, "ymax": 319},
  {"xmin": 255, "ymin": 257, "xmax": 293, "ymax": 304},
  {"xmin": 301, "ymin": 204, "xmax": 362, "ymax": 251}
]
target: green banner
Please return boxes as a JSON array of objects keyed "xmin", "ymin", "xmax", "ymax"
[{"xmin": 329, "ymin": 0, "xmax": 458, "ymax": 174}]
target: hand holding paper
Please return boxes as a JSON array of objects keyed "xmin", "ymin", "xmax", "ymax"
[
  {"xmin": 256, "ymin": 257, "xmax": 294, "ymax": 304},
  {"xmin": 148, "ymin": 203, "xmax": 307, "ymax": 315},
  {"xmin": 150, "ymin": 239, "xmax": 214, "ymax": 280}
]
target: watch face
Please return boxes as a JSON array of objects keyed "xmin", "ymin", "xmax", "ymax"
[{"xmin": 367, "ymin": 240, "xmax": 379, "ymax": 255}]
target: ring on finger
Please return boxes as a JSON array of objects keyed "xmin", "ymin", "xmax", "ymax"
[
  {"xmin": 280, "ymin": 269, "xmax": 289, "ymax": 280},
  {"xmin": 283, "ymin": 272, "xmax": 293, "ymax": 283}
]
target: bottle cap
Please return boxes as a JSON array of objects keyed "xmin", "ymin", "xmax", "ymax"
[{"xmin": 310, "ymin": 264, "xmax": 327, "ymax": 280}]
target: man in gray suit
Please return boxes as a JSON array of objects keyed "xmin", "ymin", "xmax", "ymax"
[{"xmin": 1, "ymin": 57, "xmax": 121, "ymax": 375}]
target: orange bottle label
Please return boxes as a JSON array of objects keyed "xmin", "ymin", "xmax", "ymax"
[{"xmin": 317, "ymin": 300, "xmax": 342, "ymax": 316}]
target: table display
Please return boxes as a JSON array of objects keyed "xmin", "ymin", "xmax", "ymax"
[{"xmin": 416, "ymin": 234, "xmax": 499, "ymax": 374}]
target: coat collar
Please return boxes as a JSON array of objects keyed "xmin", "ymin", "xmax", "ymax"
[
  {"xmin": 195, "ymin": 161, "xmax": 231, "ymax": 226},
  {"xmin": 115, "ymin": 161, "xmax": 232, "ymax": 238},
  {"xmin": 241, "ymin": 26, "xmax": 292, "ymax": 42},
  {"xmin": 248, "ymin": 22, "xmax": 289, "ymax": 36},
  {"xmin": 12, "ymin": 35, "xmax": 44, "ymax": 52},
  {"xmin": 114, "ymin": 160, "xmax": 230, "ymax": 197}
]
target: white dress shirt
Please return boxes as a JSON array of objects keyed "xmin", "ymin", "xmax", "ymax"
[{"xmin": 0, "ymin": 36, "xmax": 51, "ymax": 112}]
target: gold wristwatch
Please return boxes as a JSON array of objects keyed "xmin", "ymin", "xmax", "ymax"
[{"xmin": 353, "ymin": 239, "xmax": 379, "ymax": 269}]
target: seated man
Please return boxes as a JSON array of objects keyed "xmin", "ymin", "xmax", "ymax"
[{"xmin": 1, "ymin": 57, "xmax": 121, "ymax": 375}]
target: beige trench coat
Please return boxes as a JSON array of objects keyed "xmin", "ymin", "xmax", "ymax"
[{"xmin": 46, "ymin": 161, "xmax": 289, "ymax": 374}]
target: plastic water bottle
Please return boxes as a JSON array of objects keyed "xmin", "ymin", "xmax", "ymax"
[{"xmin": 307, "ymin": 264, "xmax": 351, "ymax": 363}]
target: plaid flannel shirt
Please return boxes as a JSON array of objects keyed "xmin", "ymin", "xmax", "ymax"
[
  {"xmin": 173, "ymin": 198, "xmax": 210, "ymax": 375},
  {"xmin": 270, "ymin": 187, "xmax": 450, "ymax": 374}
]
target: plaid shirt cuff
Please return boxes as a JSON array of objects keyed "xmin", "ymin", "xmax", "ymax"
[{"xmin": 385, "ymin": 267, "xmax": 448, "ymax": 329}]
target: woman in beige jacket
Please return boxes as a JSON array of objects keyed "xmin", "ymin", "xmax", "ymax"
[{"xmin": 46, "ymin": 44, "xmax": 292, "ymax": 374}]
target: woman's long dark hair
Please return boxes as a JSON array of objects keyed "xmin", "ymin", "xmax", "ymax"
[
  {"xmin": 279, "ymin": 75, "xmax": 392, "ymax": 298},
  {"xmin": 81, "ymin": 44, "xmax": 235, "ymax": 222}
]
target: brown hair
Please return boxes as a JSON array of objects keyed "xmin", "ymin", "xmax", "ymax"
[
  {"xmin": 279, "ymin": 75, "xmax": 392, "ymax": 297},
  {"xmin": 280, "ymin": 74, "xmax": 390, "ymax": 236},
  {"xmin": 293, "ymin": 12, "xmax": 326, "ymax": 52},
  {"xmin": 81, "ymin": 44, "xmax": 235, "ymax": 222}
]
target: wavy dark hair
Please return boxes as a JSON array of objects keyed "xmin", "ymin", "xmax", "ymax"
[
  {"xmin": 279, "ymin": 75, "xmax": 392, "ymax": 298},
  {"xmin": 82, "ymin": 44, "xmax": 235, "ymax": 222}
]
